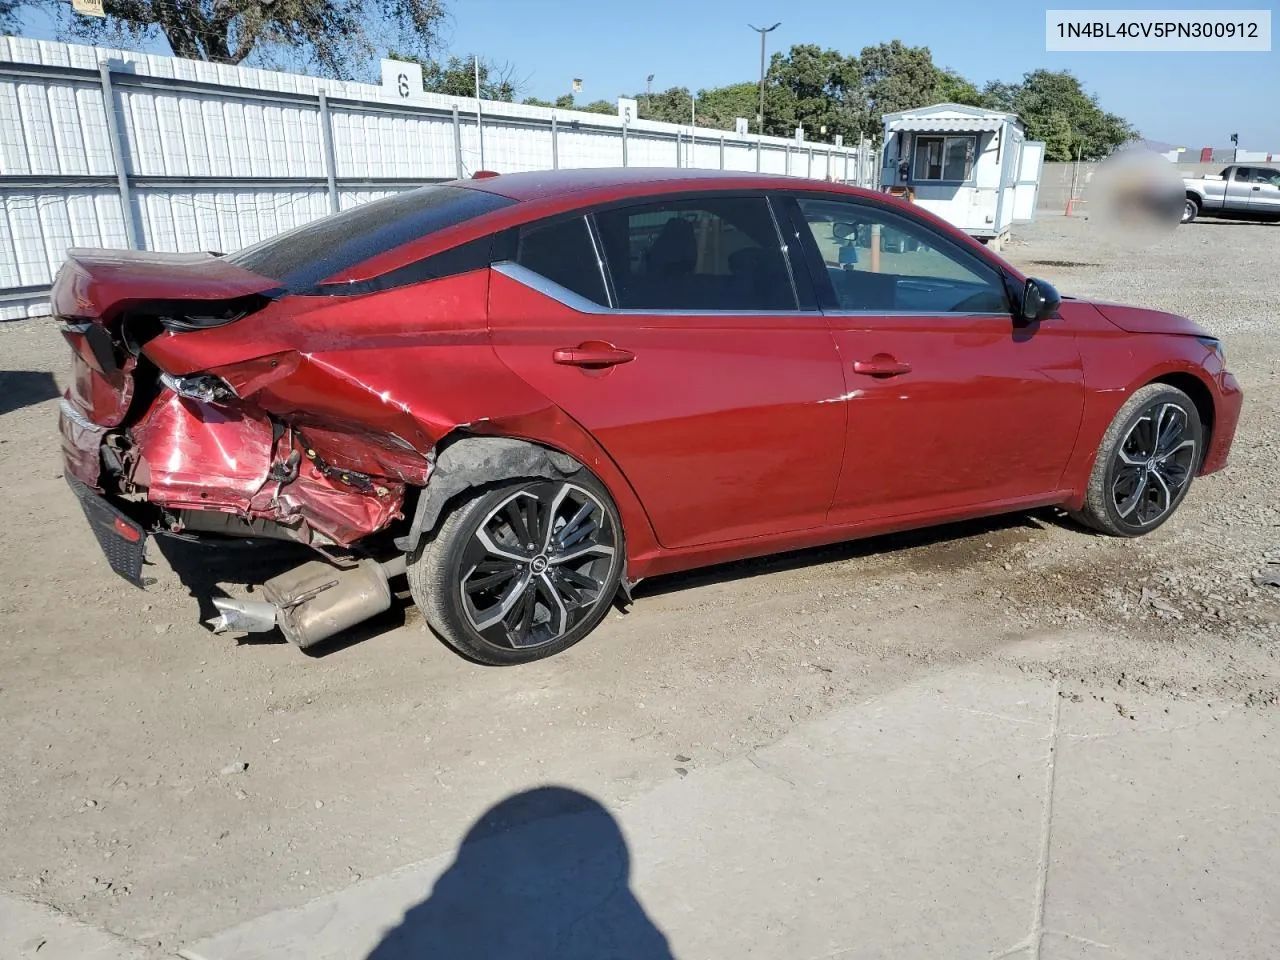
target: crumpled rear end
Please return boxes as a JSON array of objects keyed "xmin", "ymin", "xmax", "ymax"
[{"xmin": 126, "ymin": 389, "xmax": 405, "ymax": 547}]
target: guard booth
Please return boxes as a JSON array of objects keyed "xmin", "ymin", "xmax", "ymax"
[{"xmin": 880, "ymin": 103, "xmax": 1044, "ymax": 247}]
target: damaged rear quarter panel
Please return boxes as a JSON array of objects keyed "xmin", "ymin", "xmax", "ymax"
[{"xmin": 136, "ymin": 271, "xmax": 662, "ymax": 564}]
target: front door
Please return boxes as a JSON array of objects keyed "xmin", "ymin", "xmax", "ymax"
[
  {"xmin": 1245, "ymin": 166, "xmax": 1280, "ymax": 215},
  {"xmin": 487, "ymin": 195, "xmax": 847, "ymax": 550},
  {"xmin": 784, "ymin": 193, "xmax": 1085, "ymax": 526}
]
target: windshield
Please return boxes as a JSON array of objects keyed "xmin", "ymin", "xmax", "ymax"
[{"xmin": 225, "ymin": 185, "xmax": 514, "ymax": 290}]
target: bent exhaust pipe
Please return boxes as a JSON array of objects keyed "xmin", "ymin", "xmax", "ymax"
[
  {"xmin": 209, "ymin": 598, "xmax": 277, "ymax": 634},
  {"xmin": 209, "ymin": 556, "xmax": 406, "ymax": 649}
]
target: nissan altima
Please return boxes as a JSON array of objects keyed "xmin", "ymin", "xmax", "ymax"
[{"xmin": 54, "ymin": 169, "xmax": 1242, "ymax": 664}]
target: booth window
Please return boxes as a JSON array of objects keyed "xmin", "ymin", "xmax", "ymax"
[{"xmin": 912, "ymin": 135, "xmax": 975, "ymax": 181}]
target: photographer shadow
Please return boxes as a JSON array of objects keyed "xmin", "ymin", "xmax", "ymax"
[{"xmin": 366, "ymin": 786, "xmax": 674, "ymax": 960}]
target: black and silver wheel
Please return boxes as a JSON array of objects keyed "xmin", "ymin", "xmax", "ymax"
[
  {"xmin": 1071, "ymin": 383, "xmax": 1203, "ymax": 536},
  {"xmin": 407, "ymin": 476, "xmax": 623, "ymax": 664},
  {"xmin": 1181, "ymin": 198, "xmax": 1198, "ymax": 224}
]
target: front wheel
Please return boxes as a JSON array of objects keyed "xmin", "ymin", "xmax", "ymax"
[
  {"xmin": 1181, "ymin": 198, "xmax": 1199, "ymax": 224},
  {"xmin": 407, "ymin": 476, "xmax": 624, "ymax": 665},
  {"xmin": 1070, "ymin": 384, "xmax": 1203, "ymax": 537}
]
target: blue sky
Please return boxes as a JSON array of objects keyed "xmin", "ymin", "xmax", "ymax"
[{"xmin": 17, "ymin": 0, "xmax": 1279, "ymax": 149}]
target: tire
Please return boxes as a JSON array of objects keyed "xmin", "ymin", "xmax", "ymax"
[
  {"xmin": 1070, "ymin": 384, "xmax": 1204, "ymax": 537},
  {"xmin": 407, "ymin": 474, "xmax": 624, "ymax": 665},
  {"xmin": 1181, "ymin": 197, "xmax": 1199, "ymax": 224}
]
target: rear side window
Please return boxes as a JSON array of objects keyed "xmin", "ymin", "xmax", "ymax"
[
  {"xmin": 515, "ymin": 217, "xmax": 608, "ymax": 305},
  {"xmin": 593, "ymin": 197, "xmax": 795, "ymax": 311},
  {"xmin": 225, "ymin": 186, "xmax": 514, "ymax": 289}
]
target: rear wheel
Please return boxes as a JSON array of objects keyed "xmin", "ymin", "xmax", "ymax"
[
  {"xmin": 407, "ymin": 475, "xmax": 624, "ymax": 665},
  {"xmin": 1070, "ymin": 384, "xmax": 1203, "ymax": 537}
]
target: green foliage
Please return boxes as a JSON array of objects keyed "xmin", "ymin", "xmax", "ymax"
[
  {"xmin": 933, "ymin": 68, "xmax": 984, "ymax": 107},
  {"xmin": 44, "ymin": 0, "xmax": 446, "ymax": 79},
  {"xmin": 630, "ymin": 85, "xmax": 695, "ymax": 124},
  {"xmin": 858, "ymin": 40, "xmax": 941, "ymax": 134},
  {"xmin": 388, "ymin": 51, "xmax": 519, "ymax": 101},
  {"xmin": 692, "ymin": 82, "xmax": 758, "ymax": 129},
  {"xmin": 982, "ymin": 70, "xmax": 1138, "ymax": 160},
  {"xmin": 521, "ymin": 95, "xmax": 614, "ymax": 114},
  {"xmin": 762, "ymin": 44, "xmax": 861, "ymax": 139}
]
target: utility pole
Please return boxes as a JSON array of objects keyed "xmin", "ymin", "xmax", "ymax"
[
  {"xmin": 646, "ymin": 73, "xmax": 654, "ymax": 114},
  {"xmin": 749, "ymin": 22, "xmax": 780, "ymax": 135}
]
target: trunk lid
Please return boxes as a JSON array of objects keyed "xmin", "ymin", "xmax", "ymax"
[{"xmin": 53, "ymin": 248, "xmax": 278, "ymax": 426}]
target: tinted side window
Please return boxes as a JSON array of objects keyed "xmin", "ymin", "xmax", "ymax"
[
  {"xmin": 795, "ymin": 196, "xmax": 1008, "ymax": 314},
  {"xmin": 593, "ymin": 197, "xmax": 795, "ymax": 311},
  {"xmin": 515, "ymin": 217, "xmax": 608, "ymax": 305}
]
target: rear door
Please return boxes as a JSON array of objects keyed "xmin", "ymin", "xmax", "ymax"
[
  {"xmin": 487, "ymin": 194, "xmax": 847, "ymax": 550},
  {"xmin": 784, "ymin": 193, "xmax": 1085, "ymax": 526},
  {"xmin": 1225, "ymin": 167, "xmax": 1256, "ymax": 211}
]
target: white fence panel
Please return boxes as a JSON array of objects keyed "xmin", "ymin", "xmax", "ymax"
[{"xmin": 0, "ymin": 36, "xmax": 870, "ymax": 319}]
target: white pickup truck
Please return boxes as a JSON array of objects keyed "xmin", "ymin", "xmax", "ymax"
[{"xmin": 1182, "ymin": 164, "xmax": 1280, "ymax": 223}]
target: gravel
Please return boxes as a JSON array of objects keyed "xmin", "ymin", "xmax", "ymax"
[{"xmin": 0, "ymin": 213, "xmax": 1276, "ymax": 950}]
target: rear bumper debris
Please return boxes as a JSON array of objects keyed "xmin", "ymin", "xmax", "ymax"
[{"xmin": 66, "ymin": 475, "xmax": 148, "ymax": 586}]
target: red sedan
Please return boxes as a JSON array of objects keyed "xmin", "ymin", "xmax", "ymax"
[{"xmin": 54, "ymin": 169, "xmax": 1242, "ymax": 664}]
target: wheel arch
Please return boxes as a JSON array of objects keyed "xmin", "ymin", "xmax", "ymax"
[
  {"xmin": 394, "ymin": 431, "xmax": 654, "ymax": 579},
  {"xmin": 1149, "ymin": 370, "xmax": 1215, "ymax": 459},
  {"xmin": 1061, "ymin": 363, "xmax": 1218, "ymax": 510}
]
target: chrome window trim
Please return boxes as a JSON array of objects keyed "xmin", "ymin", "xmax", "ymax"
[
  {"xmin": 821, "ymin": 310, "xmax": 1015, "ymax": 319},
  {"xmin": 492, "ymin": 261, "xmax": 823, "ymax": 317}
]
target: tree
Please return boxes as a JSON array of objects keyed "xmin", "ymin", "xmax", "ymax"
[
  {"xmin": 1, "ymin": 0, "xmax": 18, "ymax": 34},
  {"xmin": 933, "ymin": 68, "xmax": 983, "ymax": 107},
  {"xmin": 43, "ymin": 0, "xmax": 446, "ymax": 79},
  {"xmin": 983, "ymin": 70, "xmax": 1137, "ymax": 160},
  {"xmin": 858, "ymin": 40, "xmax": 942, "ymax": 134},
  {"xmin": 389, "ymin": 51, "xmax": 521, "ymax": 101},
  {"xmin": 521, "ymin": 95, "xmax": 615, "ymax": 115},
  {"xmin": 693, "ymin": 82, "xmax": 758, "ymax": 130},
  {"xmin": 763, "ymin": 44, "xmax": 862, "ymax": 140}
]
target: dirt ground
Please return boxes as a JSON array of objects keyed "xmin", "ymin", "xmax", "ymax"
[{"xmin": 1, "ymin": 215, "xmax": 1277, "ymax": 954}]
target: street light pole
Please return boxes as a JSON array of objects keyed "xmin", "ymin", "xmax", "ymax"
[
  {"xmin": 646, "ymin": 73, "xmax": 654, "ymax": 114},
  {"xmin": 749, "ymin": 22, "xmax": 780, "ymax": 135}
]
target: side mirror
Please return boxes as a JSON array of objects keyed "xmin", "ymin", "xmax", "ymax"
[
  {"xmin": 832, "ymin": 221, "xmax": 858, "ymax": 241},
  {"xmin": 1020, "ymin": 277, "xmax": 1061, "ymax": 324}
]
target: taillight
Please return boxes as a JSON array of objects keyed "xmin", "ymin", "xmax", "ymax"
[{"xmin": 160, "ymin": 372, "xmax": 239, "ymax": 404}]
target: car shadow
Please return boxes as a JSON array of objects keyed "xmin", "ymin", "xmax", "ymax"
[
  {"xmin": 364, "ymin": 786, "xmax": 675, "ymax": 960},
  {"xmin": 632, "ymin": 508, "xmax": 1068, "ymax": 601},
  {"xmin": 153, "ymin": 534, "xmax": 411, "ymax": 656},
  {"xmin": 152, "ymin": 534, "xmax": 313, "ymax": 638},
  {"xmin": 0, "ymin": 370, "xmax": 60, "ymax": 416}
]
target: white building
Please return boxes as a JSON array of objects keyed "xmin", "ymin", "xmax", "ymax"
[{"xmin": 880, "ymin": 103, "xmax": 1044, "ymax": 246}]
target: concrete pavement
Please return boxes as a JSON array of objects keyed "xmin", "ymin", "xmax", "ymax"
[{"xmin": 169, "ymin": 662, "xmax": 1280, "ymax": 960}]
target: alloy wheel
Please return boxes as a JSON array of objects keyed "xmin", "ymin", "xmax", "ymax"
[
  {"xmin": 457, "ymin": 481, "xmax": 618, "ymax": 650},
  {"xmin": 1181, "ymin": 200, "xmax": 1196, "ymax": 223},
  {"xmin": 1111, "ymin": 402, "xmax": 1197, "ymax": 527}
]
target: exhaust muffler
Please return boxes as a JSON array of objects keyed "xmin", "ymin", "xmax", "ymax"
[{"xmin": 209, "ymin": 556, "xmax": 406, "ymax": 650}]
